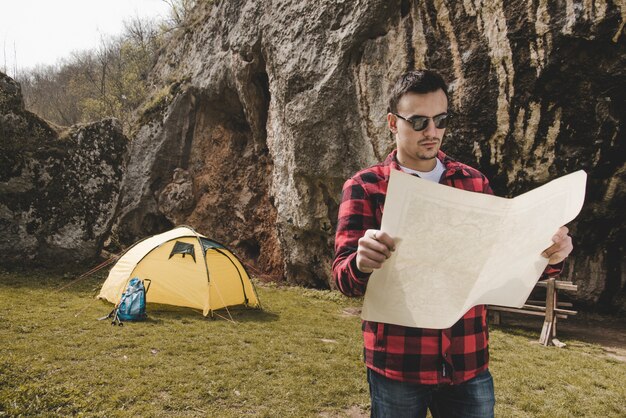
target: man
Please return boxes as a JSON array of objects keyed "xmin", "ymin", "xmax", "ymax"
[{"xmin": 332, "ymin": 70, "xmax": 573, "ymax": 417}]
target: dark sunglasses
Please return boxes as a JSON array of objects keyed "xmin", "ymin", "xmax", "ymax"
[{"xmin": 393, "ymin": 113, "xmax": 449, "ymax": 131}]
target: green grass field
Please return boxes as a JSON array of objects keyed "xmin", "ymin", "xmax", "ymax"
[{"xmin": 1, "ymin": 268, "xmax": 624, "ymax": 417}]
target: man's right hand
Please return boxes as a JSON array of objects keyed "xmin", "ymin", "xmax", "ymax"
[{"xmin": 356, "ymin": 229, "xmax": 396, "ymax": 273}]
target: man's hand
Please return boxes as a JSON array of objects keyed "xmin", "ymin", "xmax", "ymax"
[
  {"xmin": 541, "ymin": 226, "xmax": 573, "ymax": 265},
  {"xmin": 356, "ymin": 229, "xmax": 396, "ymax": 273}
]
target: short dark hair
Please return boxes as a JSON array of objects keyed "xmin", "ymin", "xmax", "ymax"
[{"xmin": 387, "ymin": 70, "xmax": 449, "ymax": 113}]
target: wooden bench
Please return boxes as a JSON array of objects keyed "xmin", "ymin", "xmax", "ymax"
[{"xmin": 487, "ymin": 278, "xmax": 578, "ymax": 347}]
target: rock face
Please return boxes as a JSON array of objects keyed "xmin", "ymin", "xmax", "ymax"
[
  {"xmin": 113, "ymin": 81, "xmax": 284, "ymax": 277},
  {"xmin": 111, "ymin": 1, "xmax": 625, "ymax": 310},
  {"xmin": 0, "ymin": 72, "xmax": 127, "ymax": 265}
]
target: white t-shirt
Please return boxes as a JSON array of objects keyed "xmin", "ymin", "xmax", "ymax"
[{"xmin": 399, "ymin": 158, "xmax": 445, "ymax": 183}]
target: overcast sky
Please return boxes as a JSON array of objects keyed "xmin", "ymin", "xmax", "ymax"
[{"xmin": 1, "ymin": 0, "xmax": 171, "ymax": 78}]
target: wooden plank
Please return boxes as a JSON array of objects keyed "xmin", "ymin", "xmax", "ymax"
[
  {"xmin": 553, "ymin": 281, "xmax": 559, "ymax": 338},
  {"xmin": 527, "ymin": 300, "xmax": 573, "ymax": 308},
  {"xmin": 535, "ymin": 281, "xmax": 578, "ymax": 292},
  {"xmin": 521, "ymin": 304, "xmax": 578, "ymax": 316},
  {"xmin": 526, "ymin": 300, "xmax": 546, "ymax": 306},
  {"xmin": 556, "ymin": 283, "xmax": 577, "ymax": 291},
  {"xmin": 545, "ymin": 279, "xmax": 555, "ymax": 320},
  {"xmin": 488, "ymin": 306, "xmax": 546, "ymax": 316},
  {"xmin": 545, "ymin": 278, "xmax": 556, "ymax": 339},
  {"xmin": 539, "ymin": 321, "xmax": 552, "ymax": 345},
  {"xmin": 486, "ymin": 306, "xmax": 567, "ymax": 319}
]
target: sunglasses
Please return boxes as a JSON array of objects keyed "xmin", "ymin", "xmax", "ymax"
[{"xmin": 393, "ymin": 112, "xmax": 449, "ymax": 131}]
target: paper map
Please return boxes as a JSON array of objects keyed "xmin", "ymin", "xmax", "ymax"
[{"xmin": 361, "ymin": 169, "xmax": 587, "ymax": 329}]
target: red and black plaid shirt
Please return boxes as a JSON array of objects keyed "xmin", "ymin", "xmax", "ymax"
[{"xmin": 333, "ymin": 149, "xmax": 562, "ymax": 384}]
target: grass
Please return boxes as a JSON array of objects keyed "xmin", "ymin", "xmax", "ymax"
[{"xmin": 1, "ymin": 268, "xmax": 625, "ymax": 417}]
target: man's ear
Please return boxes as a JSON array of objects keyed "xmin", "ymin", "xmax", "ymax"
[{"xmin": 387, "ymin": 113, "xmax": 397, "ymax": 134}]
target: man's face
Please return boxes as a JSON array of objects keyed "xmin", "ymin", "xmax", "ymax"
[{"xmin": 387, "ymin": 89, "xmax": 448, "ymax": 171}]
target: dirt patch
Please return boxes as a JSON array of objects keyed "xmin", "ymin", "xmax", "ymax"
[
  {"xmin": 495, "ymin": 312, "xmax": 626, "ymax": 361},
  {"xmin": 319, "ymin": 405, "xmax": 368, "ymax": 418},
  {"xmin": 341, "ymin": 307, "xmax": 362, "ymax": 317}
]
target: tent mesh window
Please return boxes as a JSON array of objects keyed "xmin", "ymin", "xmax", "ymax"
[
  {"xmin": 200, "ymin": 238, "xmax": 224, "ymax": 252},
  {"xmin": 169, "ymin": 241, "xmax": 196, "ymax": 262}
]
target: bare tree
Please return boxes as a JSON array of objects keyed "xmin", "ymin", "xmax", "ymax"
[
  {"xmin": 15, "ymin": 6, "xmax": 198, "ymax": 132},
  {"xmin": 162, "ymin": 0, "xmax": 197, "ymax": 29}
]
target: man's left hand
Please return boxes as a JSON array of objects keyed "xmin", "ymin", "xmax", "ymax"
[{"xmin": 541, "ymin": 226, "xmax": 573, "ymax": 265}]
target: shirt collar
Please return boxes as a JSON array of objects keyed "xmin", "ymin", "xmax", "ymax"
[{"xmin": 384, "ymin": 149, "xmax": 472, "ymax": 179}]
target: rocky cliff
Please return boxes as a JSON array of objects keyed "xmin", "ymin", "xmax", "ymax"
[
  {"xmin": 115, "ymin": 0, "xmax": 623, "ymax": 310},
  {"xmin": 0, "ymin": 72, "xmax": 127, "ymax": 265}
]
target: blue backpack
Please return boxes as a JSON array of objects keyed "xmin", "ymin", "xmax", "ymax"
[{"xmin": 108, "ymin": 278, "xmax": 151, "ymax": 325}]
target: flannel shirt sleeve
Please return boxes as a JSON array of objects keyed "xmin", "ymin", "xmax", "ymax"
[
  {"xmin": 332, "ymin": 176, "xmax": 377, "ymax": 297},
  {"xmin": 541, "ymin": 261, "xmax": 565, "ymax": 278}
]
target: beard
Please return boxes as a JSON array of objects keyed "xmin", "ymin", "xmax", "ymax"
[{"xmin": 415, "ymin": 137, "xmax": 440, "ymax": 160}]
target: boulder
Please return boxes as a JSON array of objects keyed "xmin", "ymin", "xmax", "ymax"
[{"xmin": 0, "ymin": 72, "xmax": 127, "ymax": 265}]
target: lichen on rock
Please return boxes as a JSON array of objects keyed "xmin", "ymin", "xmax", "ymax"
[{"xmin": 0, "ymin": 72, "xmax": 127, "ymax": 265}]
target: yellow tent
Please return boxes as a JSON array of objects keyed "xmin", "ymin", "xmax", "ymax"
[{"xmin": 98, "ymin": 226, "xmax": 260, "ymax": 316}]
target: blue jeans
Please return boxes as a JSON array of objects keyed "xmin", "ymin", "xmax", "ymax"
[{"xmin": 368, "ymin": 368, "xmax": 495, "ymax": 418}]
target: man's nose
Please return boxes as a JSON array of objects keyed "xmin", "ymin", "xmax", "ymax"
[{"xmin": 423, "ymin": 118, "xmax": 438, "ymax": 136}]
